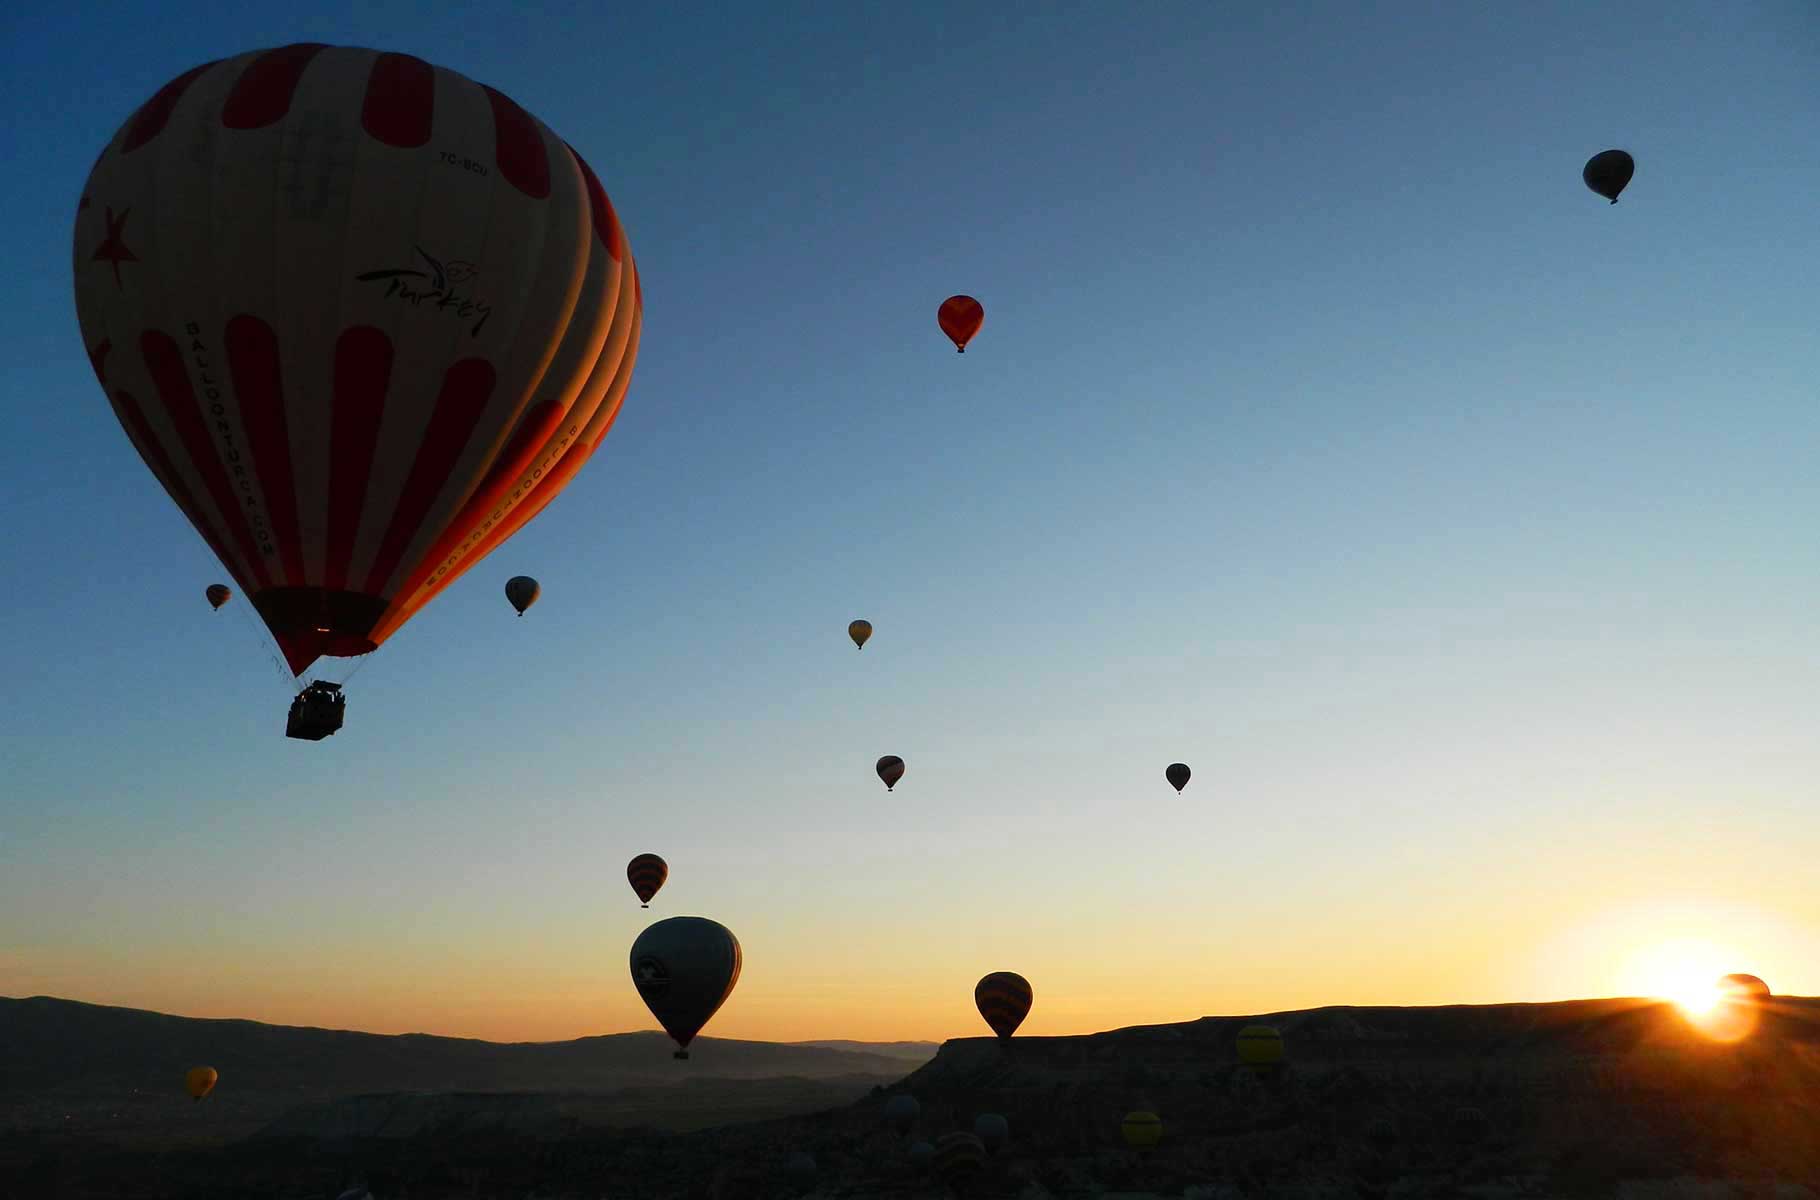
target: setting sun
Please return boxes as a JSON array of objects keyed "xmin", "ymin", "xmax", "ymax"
[{"xmin": 1616, "ymin": 938, "xmax": 1733, "ymax": 1017}]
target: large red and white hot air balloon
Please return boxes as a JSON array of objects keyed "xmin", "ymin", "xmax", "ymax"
[{"xmin": 74, "ymin": 44, "xmax": 641, "ymax": 676}]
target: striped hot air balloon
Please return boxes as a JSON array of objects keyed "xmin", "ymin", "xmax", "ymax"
[
  {"xmin": 932, "ymin": 1131, "xmax": 987, "ymax": 1186},
  {"xmin": 1237, "ymin": 1023, "xmax": 1284, "ymax": 1067},
  {"xmin": 627, "ymin": 853, "xmax": 668, "ymax": 907},
  {"xmin": 974, "ymin": 971, "xmax": 1032, "ymax": 1041},
  {"xmin": 74, "ymin": 44, "xmax": 642, "ymax": 679}
]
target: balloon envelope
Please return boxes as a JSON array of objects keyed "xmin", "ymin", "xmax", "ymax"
[
  {"xmin": 1717, "ymin": 973, "xmax": 1771, "ymax": 999},
  {"xmin": 907, "ymin": 1140, "xmax": 935, "ymax": 1171},
  {"xmin": 1237, "ymin": 1023, "xmax": 1284, "ymax": 1066},
  {"xmin": 783, "ymin": 1151, "xmax": 816, "ymax": 1184},
  {"xmin": 627, "ymin": 853, "xmax": 668, "ymax": 907},
  {"xmin": 630, "ymin": 916, "xmax": 741, "ymax": 1058},
  {"xmin": 848, "ymin": 618, "xmax": 872, "ymax": 649},
  {"xmin": 972, "ymin": 1112, "xmax": 1008, "ymax": 1154},
  {"xmin": 505, "ymin": 575, "xmax": 540, "ymax": 615},
  {"xmin": 75, "ymin": 44, "xmax": 642, "ymax": 676},
  {"xmin": 205, "ymin": 584, "xmax": 232, "ymax": 610},
  {"xmin": 185, "ymin": 1066, "xmax": 218, "ymax": 1101},
  {"xmin": 975, "ymin": 971, "xmax": 1032, "ymax": 1040},
  {"xmin": 883, "ymin": 1092, "xmax": 920, "ymax": 1135},
  {"xmin": 1582, "ymin": 149, "xmax": 1634, "ymax": 203},
  {"xmin": 1165, "ymin": 762, "xmax": 1190, "ymax": 793},
  {"xmin": 938, "ymin": 295, "xmax": 984, "ymax": 352},
  {"xmin": 932, "ymin": 1132, "xmax": 987, "ymax": 1183},
  {"xmin": 876, "ymin": 755, "xmax": 905, "ymax": 791},
  {"xmin": 1121, "ymin": 1110, "xmax": 1162, "ymax": 1149}
]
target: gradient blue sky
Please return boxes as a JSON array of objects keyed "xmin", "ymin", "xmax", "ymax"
[{"xmin": 2, "ymin": 2, "xmax": 1817, "ymax": 1042}]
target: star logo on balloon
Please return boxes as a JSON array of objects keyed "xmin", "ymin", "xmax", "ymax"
[{"xmin": 91, "ymin": 206, "xmax": 139, "ymax": 289}]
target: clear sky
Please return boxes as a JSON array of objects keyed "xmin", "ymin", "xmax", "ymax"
[{"xmin": 2, "ymin": 2, "xmax": 1817, "ymax": 1044}]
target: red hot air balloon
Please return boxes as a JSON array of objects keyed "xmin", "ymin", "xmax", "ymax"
[
  {"xmin": 938, "ymin": 295, "xmax": 984, "ymax": 353},
  {"xmin": 627, "ymin": 853, "xmax": 668, "ymax": 907},
  {"xmin": 206, "ymin": 584, "xmax": 232, "ymax": 610},
  {"xmin": 74, "ymin": 45, "xmax": 642, "ymax": 682},
  {"xmin": 975, "ymin": 971, "xmax": 1032, "ymax": 1041}
]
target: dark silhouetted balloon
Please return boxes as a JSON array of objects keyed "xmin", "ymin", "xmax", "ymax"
[
  {"xmin": 876, "ymin": 755, "xmax": 905, "ymax": 791},
  {"xmin": 884, "ymin": 1092, "xmax": 920, "ymax": 1135},
  {"xmin": 972, "ymin": 1112, "xmax": 1008, "ymax": 1155},
  {"xmin": 849, "ymin": 619, "xmax": 872, "ymax": 649},
  {"xmin": 1121, "ymin": 1110, "xmax": 1162, "ymax": 1149},
  {"xmin": 627, "ymin": 853, "xmax": 668, "ymax": 907},
  {"xmin": 505, "ymin": 576, "xmax": 540, "ymax": 616},
  {"xmin": 1453, "ymin": 1106, "xmax": 1489, "ymax": 1146},
  {"xmin": 629, "ymin": 916, "xmax": 742, "ymax": 1059},
  {"xmin": 1583, "ymin": 150, "xmax": 1634, "ymax": 204},
  {"xmin": 783, "ymin": 1151, "xmax": 816, "ymax": 1187},
  {"xmin": 1717, "ymin": 973, "xmax": 1771, "ymax": 999},
  {"xmin": 185, "ymin": 1066, "xmax": 217, "ymax": 1101},
  {"xmin": 938, "ymin": 295, "xmax": 984, "ymax": 353},
  {"xmin": 1237, "ymin": 1023, "xmax": 1284, "ymax": 1066},
  {"xmin": 76, "ymin": 46, "xmax": 642, "ymax": 678},
  {"xmin": 206, "ymin": 584, "xmax": 231, "ymax": 610},
  {"xmin": 908, "ymin": 1140, "xmax": 936, "ymax": 1171},
  {"xmin": 1365, "ymin": 1115, "xmax": 1399, "ymax": 1155},
  {"xmin": 933, "ymin": 1132, "xmax": 987, "ymax": 1184},
  {"xmin": 1166, "ymin": 762, "xmax": 1190, "ymax": 793},
  {"xmin": 975, "ymin": 971, "xmax": 1032, "ymax": 1040}
]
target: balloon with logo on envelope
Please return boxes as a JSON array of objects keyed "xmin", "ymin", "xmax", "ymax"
[
  {"xmin": 629, "ymin": 916, "xmax": 742, "ymax": 1060},
  {"xmin": 73, "ymin": 44, "xmax": 642, "ymax": 680}
]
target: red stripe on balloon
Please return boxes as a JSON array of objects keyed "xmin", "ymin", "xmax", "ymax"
[
  {"xmin": 482, "ymin": 86, "xmax": 550, "ymax": 199},
  {"xmin": 115, "ymin": 389, "xmax": 242, "ymax": 585},
  {"xmin": 121, "ymin": 60, "xmax": 220, "ymax": 153},
  {"xmin": 566, "ymin": 144, "xmax": 623, "ymax": 261},
  {"xmin": 88, "ymin": 340, "xmax": 113, "ymax": 386},
  {"xmin": 326, "ymin": 327, "xmax": 393, "ymax": 591},
  {"xmin": 361, "ymin": 53, "xmax": 435, "ymax": 148},
  {"xmin": 224, "ymin": 315, "xmax": 304, "ymax": 586},
  {"xmin": 139, "ymin": 331, "xmax": 273, "ymax": 590},
  {"xmin": 362, "ymin": 358, "xmax": 497, "ymax": 595},
  {"xmin": 222, "ymin": 43, "xmax": 327, "ymax": 130}
]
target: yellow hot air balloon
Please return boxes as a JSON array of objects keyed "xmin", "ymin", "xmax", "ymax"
[
  {"xmin": 1121, "ymin": 1110, "xmax": 1162, "ymax": 1150},
  {"xmin": 1237, "ymin": 1024, "xmax": 1284, "ymax": 1067},
  {"xmin": 185, "ymin": 1066, "xmax": 218, "ymax": 1102},
  {"xmin": 848, "ymin": 619, "xmax": 872, "ymax": 649}
]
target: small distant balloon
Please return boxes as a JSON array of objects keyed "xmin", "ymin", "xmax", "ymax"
[
  {"xmin": 627, "ymin": 853, "xmax": 668, "ymax": 908},
  {"xmin": 783, "ymin": 1151, "xmax": 817, "ymax": 1187},
  {"xmin": 876, "ymin": 755, "xmax": 905, "ymax": 792},
  {"xmin": 1121, "ymin": 1110, "xmax": 1162, "ymax": 1150},
  {"xmin": 1717, "ymin": 973, "xmax": 1771, "ymax": 1000},
  {"xmin": 848, "ymin": 619, "xmax": 873, "ymax": 649},
  {"xmin": 975, "ymin": 971, "xmax": 1033, "ymax": 1041},
  {"xmin": 1582, "ymin": 149, "xmax": 1634, "ymax": 204},
  {"xmin": 972, "ymin": 1112, "xmax": 1009, "ymax": 1155},
  {"xmin": 1165, "ymin": 762, "xmax": 1191, "ymax": 793},
  {"xmin": 630, "ymin": 916, "xmax": 742, "ymax": 1059},
  {"xmin": 907, "ymin": 1140, "xmax": 936, "ymax": 1171},
  {"xmin": 938, "ymin": 295, "xmax": 985, "ymax": 353},
  {"xmin": 185, "ymin": 1066, "xmax": 218, "ymax": 1102},
  {"xmin": 205, "ymin": 584, "xmax": 231, "ymax": 611},
  {"xmin": 1237, "ymin": 1024, "xmax": 1285, "ymax": 1067},
  {"xmin": 505, "ymin": 575, "xmax": 541, "ymax": 616},
  {"xmin": 884, "ymin": 1092, "xmax": 921, "ymax": 1135}
]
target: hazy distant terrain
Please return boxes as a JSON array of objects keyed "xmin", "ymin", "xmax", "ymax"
[{"xmin": 4, "ymin": 994, "xmax": 1816, "ymax": 1198}]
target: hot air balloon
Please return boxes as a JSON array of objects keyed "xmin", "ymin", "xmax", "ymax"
[
  {"xmin": 627, "ymin": 853, "xmax": 668, "ymax": 908},
  {"xmin": 1582, "ymin": 149, "xmax": 1634, "ymax": 203},
  {"xmin": 783, "ymin": 1151, "xmax": 817, "ymax": 1188},
  {"xmin": 972, "ymin": 1112, "xmax": 1008, "ymax": 1155},
  {"xmin": 1365, "ymin": 1115, "xmax": 1399, "ymax": 1156},
  {"xmin": 630, "ymin": 916, "xmax": 741, "ymax": 1059},
  {"xmin": 505, "ymin": 575, "xmax": 540, "ymax": 616},
  {"xmin": 975, "ymin": 971, "xmax": 1032, "ymax": 1041},
  {"xmin": 1452, "ymin": 1106, "xmax": 1489, "ymax": 1147},
  {"xmin": 848, "ymin": 619, "xmax": 872, "ymax": 649},
  {"xmin": 1121, "ymin": 1110, "xmax": 1162, "ymax": 1150},
  {"xmin": 185, "ymin": 1066, "xmax": 218, "ymax": 1102},
  {"xmin": 74, "ymin": 45, "xmax": 642, "ymax": 703},
  {"xmin": 938, "ymin": 295, "xmax": 984, "ymax": 353},
  {"xmin": 1165, "ymin": 762, "xmax": 1190, "ymax": 793},
  {"xmin": 876, "ymin": 755, "xmax": 905, "ymax": 792},
  {"xmin": 884, "ymin": 1092, "xmax": 920, "ymax": 1135},
  {"xmin": 907, "ymin": 1140, "xmax": 936, "ymax": 1171},
  {"xmin": 206, "ymin": 584, "xmax": 232, "ymax": 610},
  {"xmin": 932, "ymin": 1132, "xmax": 987, "ymax": 1186},
  {"xmin": 1717, "ymin": 973, "xmax": 1771, "ymax": 999},
  {"xmin": 1237, "ymin": 1024, "xmax": 1284, "ymax": 1067}
]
